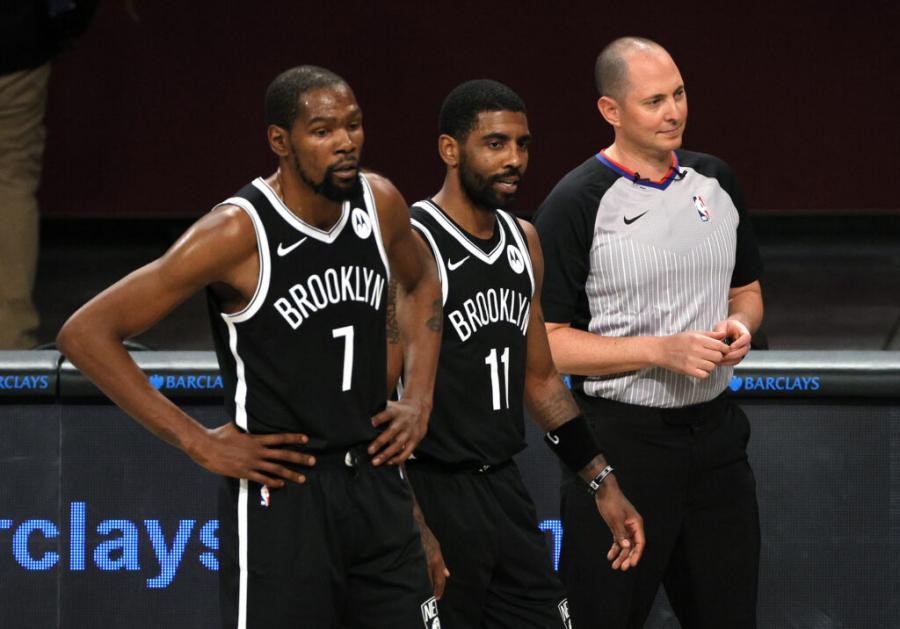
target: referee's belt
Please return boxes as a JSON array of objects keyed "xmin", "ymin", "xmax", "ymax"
[
  {"xmin": 406, "ymin": 455, "xmax": 513, "ymax": 475},
  {"xmin": 580, "ymin": 391, "xmax": 728, "ymax": 426}
]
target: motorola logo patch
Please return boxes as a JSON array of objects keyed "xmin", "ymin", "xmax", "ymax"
[
  {"xmin": 507, "ymin": 244, "xmax": 525, "ymax": 274},
  {"xmin": 352, "ymin": 207, "xmax": 372, "ymax": 239}
]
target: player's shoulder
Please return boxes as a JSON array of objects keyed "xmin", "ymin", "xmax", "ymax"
[
  {"xmin": 536, "ymin": 155, "xmax": 618, "ymax": 220},
  {"xmin": 512, "ymin": 214, "xmax": 538, "ymax": 244},
  {"xmin": 362, "ymin": 170, "xmax": 405, "ymax": 209},
  {"xmin": 187, "ymin": 203, "xmax": 257, "ymax": 260},
  {"xmin": 409, "ymin": 198, "xmax": 431, "ymax": 222}
]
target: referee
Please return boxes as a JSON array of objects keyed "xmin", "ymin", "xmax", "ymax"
[{"xmin": 534, "ymin": 37, "xmax": 764, "ymax": 628}]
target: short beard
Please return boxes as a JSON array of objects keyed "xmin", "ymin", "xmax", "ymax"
[
  {"xmin": 290, "ymin": 151, "xmax": 362, "ymax": 203},
  {"xmin": 458, "ymin": 151, "xmax": 519, "ymax": 211}
]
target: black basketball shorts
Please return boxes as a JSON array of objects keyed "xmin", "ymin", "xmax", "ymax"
[
  {"xmin": 218, "ymin": 447, "xmax": 440, "ymax": 628},
  {"xmin": 407, "ymin": 459, "xmax": 570, "ymax": 629}
]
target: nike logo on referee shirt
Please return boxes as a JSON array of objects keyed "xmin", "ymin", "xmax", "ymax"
[
  {"xmin": 447, "ymin": 255, "xmax": 470, "ymax": 271},
  {"xmin": 623, "ymin": 211, "xmax": 649, "ymax": 225},
  {"xmin": 277, "ymin": 238, "xmax": 307, "ymax": 256}
]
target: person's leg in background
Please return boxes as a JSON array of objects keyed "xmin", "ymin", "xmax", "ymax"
[{"xmin": 0, "ymin": 62, "xmax": 49, "ymax": 349}]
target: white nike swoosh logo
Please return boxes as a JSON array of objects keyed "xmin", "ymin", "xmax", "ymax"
[
  {"xmin": 277, "ymin": 238, "xmax": 307, "ymax": 256},
  {"xmin": 447, "ymin": 256, "xmax": 470, "ymax": 271}
]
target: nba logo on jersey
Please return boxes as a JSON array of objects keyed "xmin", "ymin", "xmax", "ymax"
[
  {"xmin": 351, "ymin": 207, "xmax": 373, "ymax": 239},
  {"xmin": 420, "ymin": 596, "xmax": 440, "ymax": 628},
  {"xmin": 692, "ymin": 194, "xmax": 711, "ymax": 222},
  {"xmin": 558, "ymin": 599, "xmax": 572, "ymax": 628},
  {"xmin": 506, "ymin": 244, "xmax": 525, "ymax": 274},
  {"xmin": 260, "ymin": 485, "xmax": 270, "ymax": 507}
]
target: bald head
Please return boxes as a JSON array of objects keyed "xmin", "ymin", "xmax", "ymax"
[{"xmin": 594, "ymin": 37, "xmax": 667, "ymax": 99}]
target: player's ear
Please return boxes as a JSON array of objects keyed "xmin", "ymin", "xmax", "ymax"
[
  {"xmin": 267, "ymin": 124, "xmax": 291, "ymax": 158},
  {"xmin": 438, "ymin": 134, "xmax": 459, "ymax": 168},
  {"xmin": 597, "ymin": 96, "xmax": 620, "ymax": 128}
]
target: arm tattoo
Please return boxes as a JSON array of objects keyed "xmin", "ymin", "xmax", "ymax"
[
  {"xmin": 530, "ymin": 385, "xmax": 580, "ymax": 429},
  {"xmin": 426, "ymin": 298, "xmax": 442, "ymax": 332},
  {"xmin": 386, "ymin": 279, "xmax": 400, "ymax": 344}
]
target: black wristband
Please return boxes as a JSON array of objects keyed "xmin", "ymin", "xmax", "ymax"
[{"xmin": 544, "ymin": 415, "xmax": 602, "ymax": 473}]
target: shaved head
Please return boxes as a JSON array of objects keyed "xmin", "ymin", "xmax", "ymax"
[{"xmin": 594, "ymin": 37, "xmax": 667, "ymax": 99}]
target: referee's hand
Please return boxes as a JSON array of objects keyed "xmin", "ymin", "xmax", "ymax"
[
  {"xmin": 187, "ymin": 423, "xmax": 314, "ymax": 488},
  {"xmin": 656, "ymin": 331, "xmax": 729, "ymax": 378},
  {"xmin": 593, "ymin": 475, "xmax": 645, "ymax": 571}
]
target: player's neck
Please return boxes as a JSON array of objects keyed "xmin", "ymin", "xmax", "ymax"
[
  {"xmin": 604, "ymin": 142, "xmax": 673, "ymax": 182},
  {"xmin": 433, "ymin": 177, "xmax": 496, "ymax": 239},
  {"xmin": 266, "ymin": 169, "xmax": 344, "ymax": 230}
]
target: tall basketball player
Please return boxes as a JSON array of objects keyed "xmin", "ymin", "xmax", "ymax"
[
  {"xmin": 395, "ymin": 80, "xmax": 645, "ymax": 628},
  {"xmin": 57, "ymin": 66, "xmax": 443, "ymax": 628}
]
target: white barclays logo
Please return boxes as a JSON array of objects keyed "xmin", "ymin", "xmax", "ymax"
[{"xmin": 729, "ymin": 375, "xmax": 820, "ymax": 392}]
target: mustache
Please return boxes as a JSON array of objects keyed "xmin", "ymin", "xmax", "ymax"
[
  {"xmin": 329, "ymin": 158, "xmax": 359, "ymax": 171},
  {"xmin": 491, "ymin": 168, "xmax": 522, "ymax": 182}
]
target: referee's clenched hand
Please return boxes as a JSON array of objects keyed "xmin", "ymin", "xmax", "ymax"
[
  {"xmin": 653, "ymin": 330, "xmax": 729, "ymax": 379},
  {"xmin": 187, "ymin": 423, "xmax": 315, "ymax": 488}
]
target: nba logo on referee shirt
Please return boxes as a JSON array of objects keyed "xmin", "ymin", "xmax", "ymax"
[
  {"xmin": 352, "ymin": 207, "xmax": 373, "ymax": 239},
  {"xmin": 260, "ymin": 485, "xmax": 270, "ymax": 507},
  {"xmin": 420, "ymin": 596, "xmax": 440, "ymax": 628},
  {"xmin": 558, "ymin": 598, "xmax": 572, "ymax": 628},
  {"xmin": 692, "ymin": 194, "xmax": 711, "ymax": 222}
]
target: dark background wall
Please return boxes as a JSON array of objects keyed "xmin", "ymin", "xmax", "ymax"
[{"xmin": 38, "ymin": 0, "xmax": 900, "ymax": 217}]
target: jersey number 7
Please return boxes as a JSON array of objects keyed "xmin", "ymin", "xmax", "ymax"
[{"xmin": 332, "ymin": 325, "xmax": 354, "ymax": 392}]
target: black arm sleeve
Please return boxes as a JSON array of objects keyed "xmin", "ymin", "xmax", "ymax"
[
  {"xmin": 721, "ymin": 167, "xmax": 763, "ymax": 287},
  {"xmin": 533, "ymin": 159, "xmax": 610, "ymax": 324}
]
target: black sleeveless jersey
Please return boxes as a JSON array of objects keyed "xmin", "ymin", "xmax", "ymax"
[
  {"xmin": 410, "ymin": 200, "xmax": 535, "ymax": 466},
  {"xmin": 207, "ymin": 175, "xmax": 389, "ymax": 451}
]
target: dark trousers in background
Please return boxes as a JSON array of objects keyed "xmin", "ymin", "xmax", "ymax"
[
  {"xmin": 560, "ymin": 392, "xmax": 760, "ymax": 629},
  {"xmin": 0, "ymin": 63, "xmax": 47, "ymax": 349}
]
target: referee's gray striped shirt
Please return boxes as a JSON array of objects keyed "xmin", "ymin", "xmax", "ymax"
[{"xmin": 536, "ymin": 150, "xmax": 762, "ymax": 409}]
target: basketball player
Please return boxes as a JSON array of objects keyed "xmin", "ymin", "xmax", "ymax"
[
  {"xmin": 394, "ymin": 79, "xmax": 645, "ymax": 628},
  {"xmin": 57, "ymin": 66, "xmax": 443, "ymax": 628}
]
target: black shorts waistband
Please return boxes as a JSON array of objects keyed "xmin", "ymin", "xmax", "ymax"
[
  {"xmin": 285, "ymin": 443, "xmax": 372, "ymax": 471},
  {"xmin": 406, "ymin": 456, "xmax": 513, "ymax": 475}
]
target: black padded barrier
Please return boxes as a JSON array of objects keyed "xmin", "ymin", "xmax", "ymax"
[{"xmin": 1, "ymin": 351, "xmax": 898, "ymax": 628}]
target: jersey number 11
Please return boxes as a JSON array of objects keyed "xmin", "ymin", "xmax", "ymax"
[{"xmin": 484, "ymin": 347, "xmax": 510, "ymax": 410}]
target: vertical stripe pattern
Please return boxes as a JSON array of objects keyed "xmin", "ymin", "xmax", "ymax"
[{"xmin": 583, "ymin": 168, "xmax": 738, "ymax": 407}]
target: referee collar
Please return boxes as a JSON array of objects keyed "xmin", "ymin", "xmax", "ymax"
[{"xmin": 596, "ymin": 150, "xmax": 681, "ymax": 191}]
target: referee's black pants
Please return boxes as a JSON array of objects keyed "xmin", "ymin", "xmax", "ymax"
[{"xmin": 560, "ymin": 392, "xmax": 760, "ymax": 629}]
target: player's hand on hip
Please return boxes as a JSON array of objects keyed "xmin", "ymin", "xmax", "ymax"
[
  {"xmin": 712, "ymin": 319, "xmax": 751, "ymax": 366},
  {"xmin": 658, "ymin": 331, "xmax": 728, "ymax": 378},
  {"xmin": 593, "ymin": 476, "xmax": 645, "ymax": 571},
  {"xmin": 188, "ymin": 423, "xmax": 314, "ymax": 488},
  {"xmin": 368, "ymin": 399, "xmax": 430, "ymax": 465}
]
